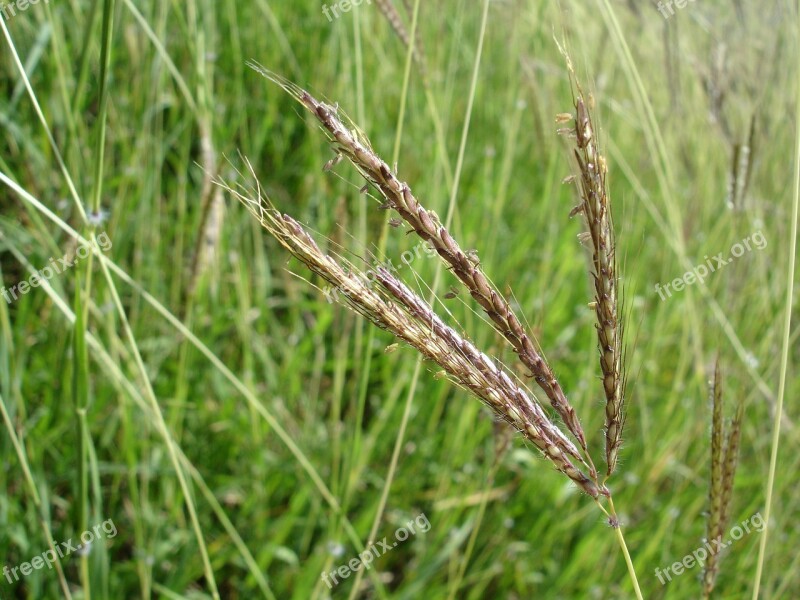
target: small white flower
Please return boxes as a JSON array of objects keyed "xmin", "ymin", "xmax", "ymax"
[
  {"xmin": 88, "ymin": 208, "xmax": 110, "ymax": 227},
  {"xmin": 75, "ymin": 541, "xmax": 92, "ymax": 557},
  {"xmin": 326, "ymin": 541, "xmax": 345, "ymax": 558}
]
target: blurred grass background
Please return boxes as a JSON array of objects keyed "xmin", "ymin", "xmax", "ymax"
[{"xmin": 0, "ymin": 0, "xmax": 798, "ymax": 598}]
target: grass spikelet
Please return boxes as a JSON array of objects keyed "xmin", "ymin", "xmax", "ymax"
[
  {"xmin": 558, "ymin": 49, "xmax": 625, "ymax": 477},
  {"xmin": 703, "ymin": 359, "xmax": 744, "ymax": 598},
  {"xmin": 245, "ymin": 62, "xmax": 594, "ymax": 469}
]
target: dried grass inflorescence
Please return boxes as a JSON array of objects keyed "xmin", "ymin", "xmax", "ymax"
[
  {"xmin": 558, "ymin": 53, "xmax": 626, "ymax": 478},
  {"xmin": 703, "ymin": 359, "xmax": 744, "ymax": 597},
  {"xmin": 219, "ymin": 163, "xmax": 601, "ymax": 497},
  {"xmin": 232, "ymin": 60, "xmax": 634, "ymax": 500}
]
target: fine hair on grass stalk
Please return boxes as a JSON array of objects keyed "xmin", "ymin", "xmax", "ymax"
[{"xmin": 227, "ymin": 57, "xmax": 644, "ymax": 598}]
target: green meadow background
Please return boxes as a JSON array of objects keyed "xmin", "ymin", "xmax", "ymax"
[{"xmin": 0, "ymin": 0, "xmax": 797, "ymax": 598}]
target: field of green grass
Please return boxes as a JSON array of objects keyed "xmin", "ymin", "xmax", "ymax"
[{"xmin": 0, "ymin": 0, "xmax": 798, "ymax": 598}]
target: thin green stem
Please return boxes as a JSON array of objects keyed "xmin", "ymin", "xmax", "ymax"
[
  {"xmin": 348, "ymin": 1, "xmax": 491, "ymax": 597},
  {"xmin": 0, "ymin": 171, "xmax": 388, "ymax": 597},
  {"xmin": 344, "ymin": 1, "xmax": 423, "ymax": 597},
  {"xmin": 613, "ymin": 524, "xmax": 644, "ymax": 600},
  {"xmin": 9, "ymin": 244, "xmax": 276, "ymax": 599},
  {"xmin": 601, "ymin": 497, "xmax": 643, "ymax": 600},
  {"xmin": 446, "ymin": 456, "xmax": 502, "ymax": 600},
  {"xmin": 0, "ymin": 386, "xmax": 72, "ymax": 598},
  {"xmin": 751, "ymin": 5, "xmax": 800, "ymax": 596},
  {"xmin": 345, "ymin": 362, "xmax": 421, "ymax": 600},
  {"xmin": 342, "ymin": 0, "xmax": 422, "ymax": 508}
]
